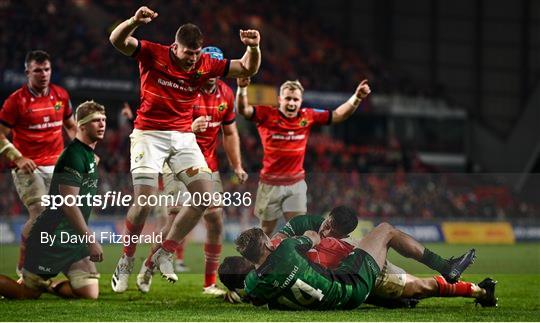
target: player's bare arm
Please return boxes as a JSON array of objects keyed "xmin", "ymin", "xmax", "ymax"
[
  {"xmin": 331, "ymin": 79, "xmax": 371, "ymax": 124},
  {"xmin": 58, "ymin": 184, "xmax": 103, "ymax": 262},
  {"xmin": 0, "ymin": 124, "xmax": 37, "ymax": 173},
  {"xmin": 63, "ymin": 116, "xmax": 77, "ymax": 140},
  {"xmin": 222, "ymin": 123, "xmax": 248, "ymax": 183},
  {"xmin": 227, "ymin": 30, "xmax": 261, "ymax": 78},
  {"xmin": 109, "ymin": 6, "xmax": 158, "ymax": 56},
  {"xmin": 235, "ymin": 77, "xmax": 254, "ymax": 119}
]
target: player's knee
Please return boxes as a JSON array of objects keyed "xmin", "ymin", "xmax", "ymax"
[
  {"xmin": 204, "ymin": 208, "xmax": 223, "ymax": 233},
  {"xmin": 27, "ymin": 202, "xmax": 45, "ymax": 218},
  {"xmin": 376, "ymin": 222, "xmax": 395, "ymax": 234},
  {"xmin": 68, "ymin": 270, "xmax": 100, "ymax": 299}
]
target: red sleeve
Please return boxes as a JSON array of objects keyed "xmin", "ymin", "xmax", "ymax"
[
  {"xmin": 250, "ymin": 105, "xmax": 272, "ymax": 124},
  {"xmin": 204, "ymin": 54, "xmax": 230, "ymax": 78},
  {"xmin": 132, "ymin": 39, "xmax": 155, "ymax": 65},
  {"xmin": 58, "ymin": 87, "xmax": 73, "ymax": 119},
  {"xmin": 0, "ymin": 94, "xmax": 19, "ymax": 128},
  {"xmin": 222, "ymin": 85, "xmax": 236, "ymax": 125},
  {"xmin": 310, "ymin": 108, "xmax": 332, "ymax": 126}
]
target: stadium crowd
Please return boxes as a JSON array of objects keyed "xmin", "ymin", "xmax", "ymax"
[
  {"xmin": 0, "ymin": 0, "xmax": 535, "ymax": 221},
  {"xmin": 0, "ymin": 0, "xmax": 434, "ymax": 95},
  {"xmin": 0, "ymin": 124, "xmax": 536, "ymax": 221}
]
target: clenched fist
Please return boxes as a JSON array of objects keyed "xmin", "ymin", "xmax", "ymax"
[
  {"xmin": 132, "ymin": 6, "xmax": 158, "ymax": 25},
  {"xmin": 354, "ymin": 79, "xmax": 371, "ymax": 99},
  {"xmin": 239, "ymin": 29, "xmax": 260, "ymax": 47}
]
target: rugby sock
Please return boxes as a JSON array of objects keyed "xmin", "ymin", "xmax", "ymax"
[
  {"xmin": 123, "ymin": 219, "xmax": 144, "ymax": 257},
  {"xmin": 434, "ymin": 275, "xmax": 474, "ymax": 297},
  {"xmin": 421, "ymin": 248, "xmax": 449, "ymax": 274},
  {"xmin": 175, "ymin": 240, "xmax": 186, "ymax": 261},
  {"xmin": 162, "ymin": 239, "xmax": 181, "ymax": 253},
  {"xmin": 144, "ymin": 244, "xmax": 161, "ymax": 267},
  {"xmin": 204, "ymin": 243, "xmax": 222, "ymax": 287},
  {"xmin": 17, "ymin": 235, "xmax": 27, "ymax": 271}
]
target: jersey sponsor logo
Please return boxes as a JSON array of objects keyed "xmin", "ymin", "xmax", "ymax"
[
  {"xmin": 279, "ymin": 265, "xmax": 299, "ymax": 289},
  {"xmin": 271, "ymin": 133, "xmax": 306, "ymax": 141},
  {"xmin": 54, "ymin": 101, "xmax": 63, "ymax": 111},
  {"xmin": 28, "ymin": 120, "xmax": 63, "ymax": 130},
  {"xmin": 157, "ymin": 78, "xmax": 196, "ymax": 92}
]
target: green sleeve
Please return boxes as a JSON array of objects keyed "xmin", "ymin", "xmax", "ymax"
[
  {"xmin": 55, "ymin": 149, "xmax": 86, "ymax": 187},
  {"xmin": 277, "ymin": 236, "xmax": 314, "ymax": 255},
  {"xmin": 245, "ymin": 271, "xmax": 279, "ymax": 304},
  {"xmin": 278, "ymin": 215, "xmax": 325, "ymax": 237}
]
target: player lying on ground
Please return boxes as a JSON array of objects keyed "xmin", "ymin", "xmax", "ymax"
[
  {"xmin": 109, "ymin": 5, "xmax": 260, "ymax": 292},
  {"xmin": 219, "ymin": 208, "xmax": 497, "ymax": 308},
  {"xmin": 135, "ymin": 46, "xmax": 248, "ymax": 296},
  {"xmin": 0, "ymin": 101, "xmax": 107, "ymax": 299},
  {"xmin": 229, "ymin": 215, "xmax": 478, "ymax": 310}
]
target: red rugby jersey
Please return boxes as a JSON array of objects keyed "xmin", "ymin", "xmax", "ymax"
[
  {"xmin": 132, "ymin": 40, "xmax": 230, "ymax": 132},
  {"xmin": 270, "ymin": 236, "xmax": 354, "ymax": 269},
  {"xmin": 0, "ymin": 84, "xmax": 72, "ymax": 166},
  {"xmin": 251, "ymin": 106, "xmax": 331, "ymax": 185},
  {"xmin": 193, "ymin": 80, "xmax": 235, "ymax": 172}
]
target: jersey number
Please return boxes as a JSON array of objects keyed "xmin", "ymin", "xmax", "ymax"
[{"xmin": 277, "ymin": 279, "xmax": 325, "ymax": 308}]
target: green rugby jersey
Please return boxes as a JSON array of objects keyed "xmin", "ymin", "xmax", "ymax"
[
  {"xmin": 244, "ymin": 236, "xmax": 364, "ymax": 310},
  {"xmin": 278, "ymin": 214, "xmax": 324, "ymax": 237},
  {"xmin": 31, "ymin": 138, "xmax": 99, "ymax": 245}
]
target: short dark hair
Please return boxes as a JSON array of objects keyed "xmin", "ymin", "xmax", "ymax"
[
  {"xmin": 25, "ymin": 50, "xmax": 50, "ymax": 69},
  {"xmin": 218, "ymin": 256, "xmax": 254, "ymax": 291},
  {"xmin": 175, "ymin": 23, "xmax": 203, "ymax": 49},
  {"xmin": 235, "ymin": 228, "xmax": 267, "ymax": 263},
  {"xmin": 329, "ymin": 206, "xmax": 358, "ymax": 236}
]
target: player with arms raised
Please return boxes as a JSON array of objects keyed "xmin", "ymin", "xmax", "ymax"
[
  {"xmin": 0, "ymin": 50, "xmax": 77, "ymax": 278},
  {"xmin": 236, "ymin": 77, "xmax": 370, "ymax": 235},
  {"xmin": 108, "ymin": 6, "xmax": 260, "ymax": 292},
  {"xmin": 136, "ymin": 46, "xmax": 248, "ymax": 295}
]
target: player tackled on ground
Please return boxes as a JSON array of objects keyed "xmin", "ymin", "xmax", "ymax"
[
  {"xmin": 109, "ymin": 6, "xmax": 261, "ymax": 292},
  {"xmin": 136, "ymin": 46, "xmax": 248, "ymax": 295},
  {"xmin": 230, "ymin": 216, "xmax": 478, "ymax": 310},
  {"xmin": 0, "ymin": 101, "xmax": 106, "ymax": 299},
  {"xmin": 220, "ymin": 208, "xmax": 497, "ymax": 309},
  {"xmin": 0, "ymin": 50, "xmax": 77, "ymax": 278},
  {"xmin": 235, "ymin": 77, "xmax": 370, "ymax": 235}
]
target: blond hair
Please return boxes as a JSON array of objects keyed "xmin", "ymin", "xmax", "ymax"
[
  {"xmin": 76, "ymin": 100, "xmax": 106, "ymax": 125},
  {"xmin": 279, "ymin": 80, "xmax": 304, "ymax": 96}
]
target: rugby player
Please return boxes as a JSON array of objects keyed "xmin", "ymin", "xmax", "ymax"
[
  {"xmin": 230, "ymin": 214, "xmax": 478, "ymax": 310},
  {"xmin": 0, "ymin": 50, "xmax": 77, "ymax": 277},
  {"xmin": 108, "ymin": 6, "xmax": 260, "ymax": 291},
  {"xmin": 220, "ymin": 209, "xmax": 497, "ymax": 308},
  {"xmin": 136, "ymin": 46, "xmax": 247, "ymax": 295},
  {"xmin": 0, "ymin": 101, "xmax": 106, "ymax": 299},
  {"xmin": 235, "ymin": 77, "xmax": 370, "ymax": 235}
]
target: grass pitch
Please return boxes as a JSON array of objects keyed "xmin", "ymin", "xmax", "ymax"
[{"xmin": 0, "ymin": 242, "xmax": 539, "ymax": 321}]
